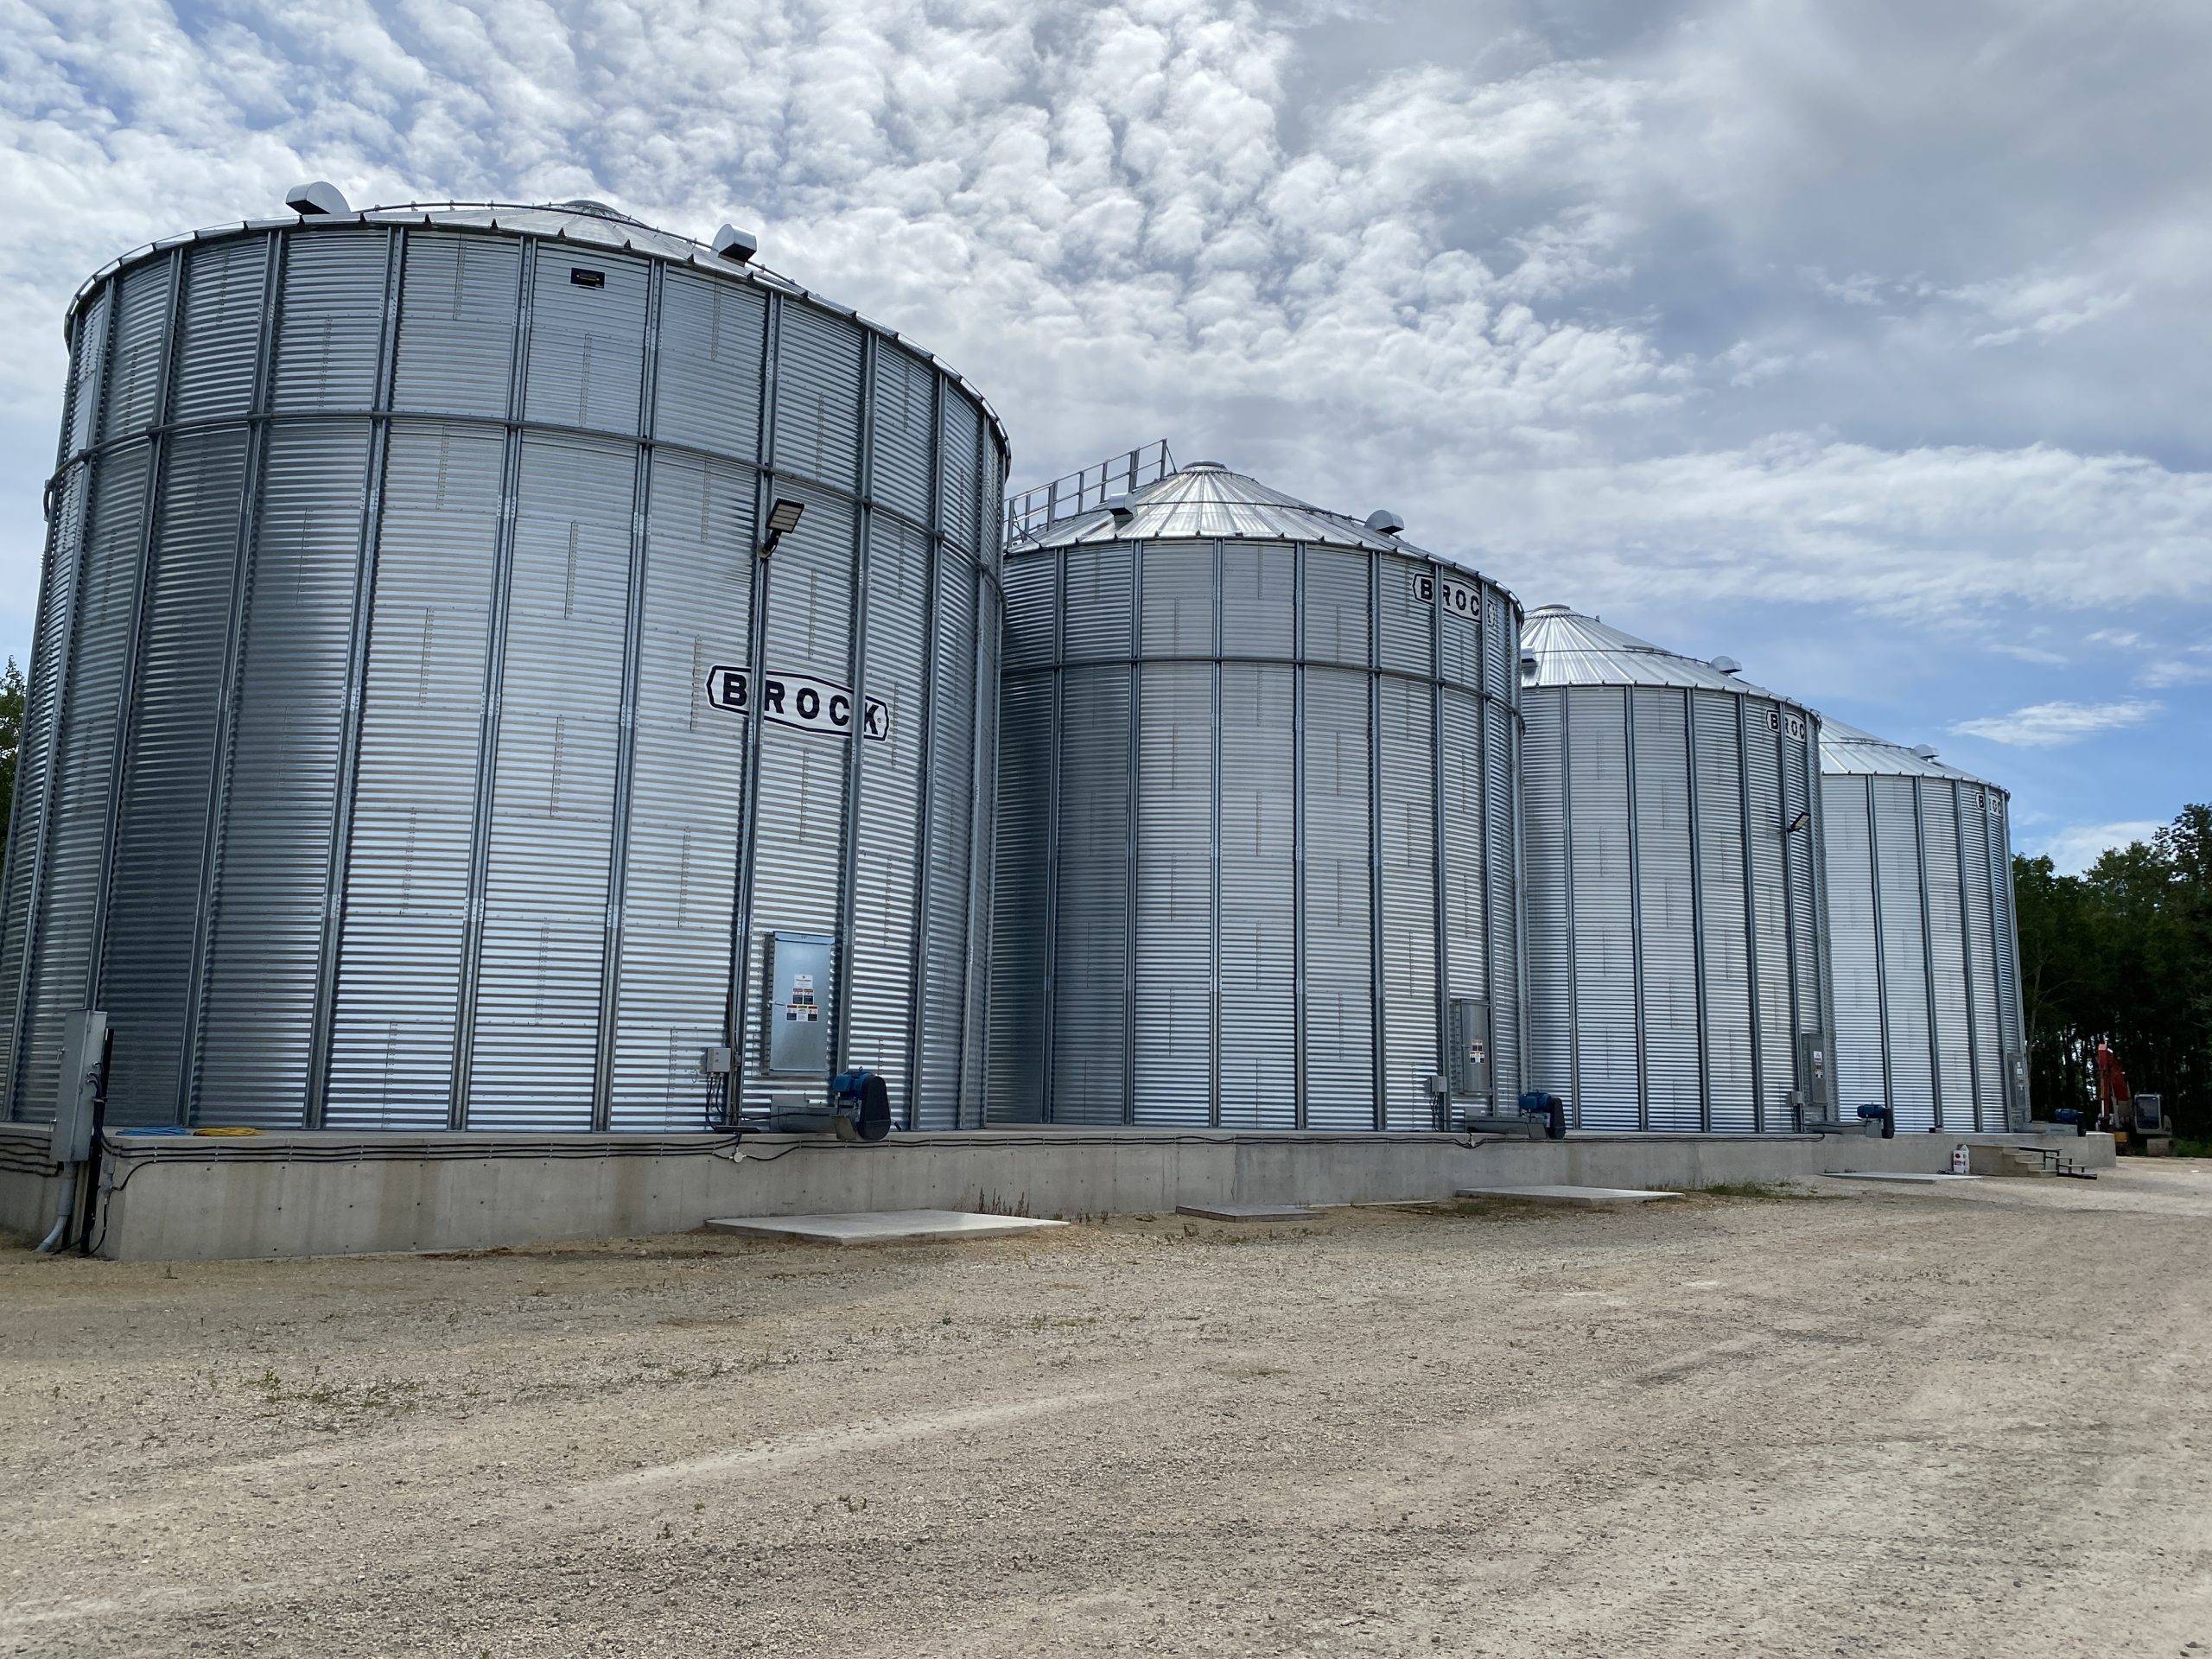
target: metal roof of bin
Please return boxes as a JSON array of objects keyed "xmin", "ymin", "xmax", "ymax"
[
  {"xmin": 1519, "ymin": 605, "xmax": 1811, "ymax": 709},
  {"xmin": 1819, "ymin": 717, "xmax": 2000, "ymax": 789},
  {"xmin": 1014, "ymin": 461, "xmax": 1431, "ymax": 556}
]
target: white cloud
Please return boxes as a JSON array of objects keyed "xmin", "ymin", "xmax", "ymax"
[
  {"xmin": 2035, "ymin": 820, "xmax": 2166, "ymax": 874},
  {"xmin": 1950, "ymin": 698, "xmax": 2162, "ymax": 747}
]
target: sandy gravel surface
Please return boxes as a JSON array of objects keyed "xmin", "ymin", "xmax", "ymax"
[{"xmin": 4, "ymin": 1163, "xmax": 2210, "ymax": 1657}]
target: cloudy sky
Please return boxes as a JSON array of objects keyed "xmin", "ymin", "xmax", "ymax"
[{"xmin": 2, "ymin": 0, "xmax": 2205, "ymax": 870}]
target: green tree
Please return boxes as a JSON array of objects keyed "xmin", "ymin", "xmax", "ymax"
[
  {"xmin": 2015, "ymin": 804, "xmax": 2212, "ymax": 1141},
  {"xmin": 0, "ymin": 657, "xmax": 22, "ymax": 853}
]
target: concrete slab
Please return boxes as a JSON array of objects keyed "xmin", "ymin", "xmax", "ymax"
[
  {"xmin": 1822, "ymin": 1172, "xmax": 1983, "ymax": 1185},
  {"xmin": 1176, "ymin": 1203, "xmax": 1322, "ymax": 1222},
  {"xmin": 702, "ymin": 1209, "xmax": 1067, "ymax": 1246},
  {"xmin": 1454, "ymin": 1183, "xmax": 1681, "ymax": 1208}
]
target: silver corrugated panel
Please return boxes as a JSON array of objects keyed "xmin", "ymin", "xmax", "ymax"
[
  {"xmin": 986, "ymin": 672, "xmax": 1052, "ymax": 1122},
  {"xmin": 1439, "ymin": 689, "xmax": 1487, "ymax": 1081},
  {"xmin": 1871, "ymin": 774, "xmax": 1933, "ymax": 1128},
  {"xmin": 1223, "ymin": 543, "xmax": 1294, "ymax": 659},
  {"xmin": 1988, "ymin": 793, "xmax": 2025, "ymax": 1116},
  {"xmin": 0, "ymin": 465, "xmax": 84, "ymax": 1101},
  {"xmin": 104, "ymin": 261, "xmax": 174, "ymax": 441},
  {"xmin": 1052, "ymin": 666, "xmax": 1131, "ymax": 1122},
  {"xmin": 1745, "ymin": 709, "xmax": 1796, "ymax": 1125},
  {"xmin": 67, "ymin": 288, "xmax": 111, "ymax": 454},
  {"xmin": 843, "ymin": 516, "xmax": 927, "ymax": 1101},
  {"xmin": 607, "ymin": 453, "xmax": 752, "ymax": 1125},
  {"xmin": 772, "ymin": 306, "xmax": 863, "ymax": 491},
  {"xmin": 916, "ymin": 556, "xmax": 978, "ymax": 1128},
  {"xmin": 1695, "ymin": 698, "xmax": 1756, "ymax": 1128},
  {"xmin": 271, "ymin": 229, "xmax": 388, "ymax": 410},
  {"xmin": 1633, "ymin": 689, "xmax": 1700, "ymax": 1131},
  {"xmin": 524, "ymin": 247, "xmax": 646, "ymax": 435},
  {"xmin": 100, "ymin": 429, "xmax": 251, "ymax": 1124},
  {"xmin": 1377, "ymin": 556, "xmax": 1431, "ymax": 677},
  {"xmin": 1921, "ymin": 784, "xmax": 1974, "ymax": 1125},
  {"xmin": 1302, "ymin": 664, "xmax": 1373, "ymax": 1128},
  {"xmin": 652, "ymin": 270, "xmax": 764, "ymax": 458},
  {"xmin": 1001, "ymin": 554, "xmax": 1056, "ymax": 671},
  {"xmin": 394, "ymin": 232, "xmax": 520, "ymax": 418},
  {"xmin": 15, "ymin": 443, "xmax": 149, "ymax": 1120},
  {"xmin": 199, "ymin": 423, "xmax": 372, "ymax": 1122},
  {"xmin": 1141, "ymin": 542, "xmax": 1212, "ymax": 657},
  {"xmin": 1302, "ymin": 547, "xmax": 1367, "ymax": 667},
  {"xmin": 1481, "ymin": 587, "xmax": 1520, "ymax": 1109},
  {"xmin": 1133, "ymin": 660, "xmax": 1211, "ymax": 1123},
  {"xmin": 1064, "ymin": 544, "xmax": 1133, "ymax": 662},
  {"xmin": 467, "ymin": 435, "xmax": 635, "ymax": 1126},
  {"xmin": 326, "ymin": 423, "xmax": 505, "ymax": 1128},
  {"xmin": 869, "ymin": 346, "xmax": 934, "ymax": 524},
  {"xmin": 1521, "ymin": 693, "xmax": 1572, "ymax": 1106},
  {"xmin": 1376, "ymin": 674, "xmax": 1436, "ymax": 1128},
  {"xmin": 1566, "ymin": 688, "xmax": 1637, "ymax": 1128},
  {"xmin": 1823, "ymin": 775, "xmax": 1885, "ymax": 1115},
  {"xmin": 1960, "ymin": 790, "xmax": 2004, "ymax": 1126},
  {"xmin": 170, "ymin": 238, "xmax": 268, "ymax": 424},
  {"xmin": 958, "ymin": 569, "xmax": 1000, "ymax": 1126},
  {"xmin": 1218, "ymin": 662, "xmax": 1295, "ymax": 1127},
  {"xmin": 938, "ymin": 391, "xmax": 982, "ymax": 557},
  {"xmin": 1780, "ymin": 720, "xmax": 1822, "ymax": 1083}
]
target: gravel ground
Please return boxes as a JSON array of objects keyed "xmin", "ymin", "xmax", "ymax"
[{"xmin": 3, "ymin": 1163, "xmax": 2210, "ymax": 1658}]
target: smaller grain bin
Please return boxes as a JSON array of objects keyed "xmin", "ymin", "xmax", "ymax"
[
  {"xmin": 1819, "ymin": 722, "xmax": 2026, "ymax": 1130},
  {"xmin": 1520, "ymin": 607, "xmax": 1834, "ymax": 1132},
  {"xmin": 989, "ymin": 461, "xmax": 1527, "ymax": 1130}
]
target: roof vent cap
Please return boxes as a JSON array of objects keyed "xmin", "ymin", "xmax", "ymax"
[
  {"xmin": 1711, "ymin": 655, "xmax": 1742, "ymax": 676},
  {"xmin": 1183, "ymin": 460, "xmax": 1226, "ymax": 472},
  {"xmin": 560, "ymin": 198, "xmax": 620, "ymax": 217},
  {"xmin": 1364, "ymin": 507, "xmax": 1406, "ymax": 537},
  {"xmin": 1519, "ymin": 651, "xmax": 1539, "ymax": 681},
  {"xmin": 285, "ymin": 181, "xmax": 350, "ymax": 218},
  {"xmin": 1103, "ymin": 493, "xmax": 1135, "ymax": 528},
  {"xmin": 711, "ymin": 224, "xmax": 759, "ymax": 265},
  {"xmin": 1910, "ymin": 743, "xmax": 1940, "ymax": 760}
]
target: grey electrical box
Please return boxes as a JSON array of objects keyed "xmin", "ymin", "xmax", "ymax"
[
  {"xmin": 51, "ymin": 1009, "xmax": 108, "ymax": 1164},
  {"xmin": 1797, "ymin": 1030, "xmax": 1834, "ymax": 1116},
  {"xmin": 1448, "ymin": 995, "xmax": 1491, "ymax": 1100},
  {"xmin": 763, "ymin": 931, "xmax": 834, "ymax": 1077},
  {"xmin": 2005, "ymin": 1049, "xmax": 2029, "ymax": 1124}
]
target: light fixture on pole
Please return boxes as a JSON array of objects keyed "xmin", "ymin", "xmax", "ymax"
[
  {"xmin": 761, "ymin": 497, "xmax": 806, "ymax": 556},
  {"xmin": 1784, "ymin": 808, "xmax": 1810, "ymax": 836}
]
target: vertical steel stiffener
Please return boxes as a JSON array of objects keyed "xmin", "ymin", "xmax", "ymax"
[{"xmin": 0, "ymin": 202, "xmax": 1007, "ymax": 1130}]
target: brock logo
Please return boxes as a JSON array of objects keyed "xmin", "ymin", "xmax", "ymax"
[{"xmin": 704, "ymin": 666, "xmax": 891, "ymax": 743}]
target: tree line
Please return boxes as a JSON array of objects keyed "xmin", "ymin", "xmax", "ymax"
[{"xmin": 2015, "ymin": 805, "xmax": 2211, "ymax": 1141}]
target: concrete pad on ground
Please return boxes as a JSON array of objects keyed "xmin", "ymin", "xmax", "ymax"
[
  {"xmin": 702, "ymin": 1209, "xmax": 1067, "ymax": 1246},
  {"xmin": 1821, "ymin": 1172, "xmax": 1984, "ymax": 1185},
  {"xmin": 1176, "ymin": 1203, "xmax": 1321, "ymax": 1221},
  {"xmin": 1454, "ymin": 1183, "xmax": 1680, "ymax": 1208}
]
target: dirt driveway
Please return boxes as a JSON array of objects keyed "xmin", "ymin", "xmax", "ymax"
[{"xmin": 4, "ymin": 1164, "xmax": 2210, "ymax": 1657}]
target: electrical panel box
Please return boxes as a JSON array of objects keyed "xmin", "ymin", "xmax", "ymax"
[
  {"xmin": 763, "ymin": 931, "xmax": 834, "ymax": 1078},
  {"xmin": 1796, "ymin": 1030, "xmax": 1834, "ymax": 1117},
  {"xmin": 2006, "ymin": 1049, "xmax": 2030, "ymax": 1125},
  {"xmin": 1448, "ymin": 995, "xmax": 1491, "ymax": 1100},
  {"xmin": 51, "ymin": 1009, "xmax": 108, "ymax": 1164}
]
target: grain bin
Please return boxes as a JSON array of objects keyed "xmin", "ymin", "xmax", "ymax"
[
  {"xmin": 1819, "ymin": 722, "xmax": 2026, "ymax": 1130},
  {"xmin": 1519, "ymin": 607, "xmax": 1834, "ymax": 1132},
  {"xmin": 0, "ymin": 195, "xmax": 1006, "ymax": 1133},
  {"xmin": 989, "ymin": 461, "xmax": 1526, "ymax": 1129}
]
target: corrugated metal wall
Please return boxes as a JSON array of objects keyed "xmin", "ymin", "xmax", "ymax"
[
  {"xmin": 991, "ymin": 536, "xmax": 1524, "ymax": 1128},
  {"xmin": 2, "ymin": 216, "xmax": 1005, "ymax": 1132},
  {"xmin": 1820, "ymin": 772, "xmax": 2027, "ymax": 1130},
  {"xmin": 1522, "ymin": 685, "xmax": 1833, "ymax": 1131}
]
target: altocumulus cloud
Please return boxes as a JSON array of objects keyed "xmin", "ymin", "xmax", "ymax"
[{"xmin": 0, "ymin": 0, "xmax": 2209, "ymax": 840}]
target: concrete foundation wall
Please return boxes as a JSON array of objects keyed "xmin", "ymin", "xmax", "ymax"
[
  {"xmin": 60, "ymin": 1126, "xmax": 2117, "ymax": 1262},
  {"xmin": 0, "ymin": 1125, "xmax": 61, "ymax": 1240}
]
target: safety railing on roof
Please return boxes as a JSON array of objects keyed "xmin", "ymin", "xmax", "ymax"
[{"xmin": 1004, "ymin": 439, "xmax": 1175, "ymax": 542}]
